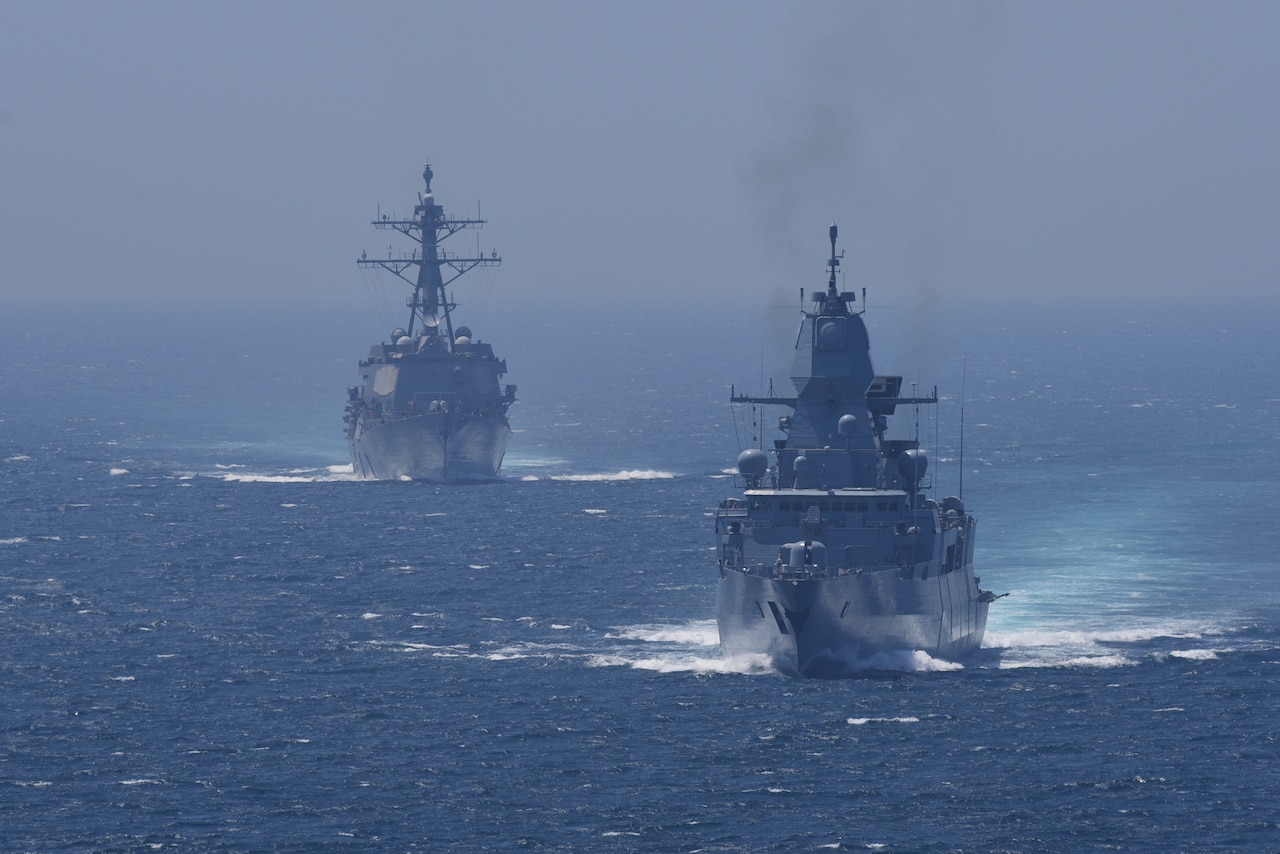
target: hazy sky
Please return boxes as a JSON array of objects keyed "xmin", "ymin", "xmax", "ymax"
[{"xmin": 2, "ymin": 1, "xmax": 1278, "ymax": 307}]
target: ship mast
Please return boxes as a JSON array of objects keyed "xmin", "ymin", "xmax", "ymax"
[{"xmin": 357, "ymin": 163, "xmax": 501, "ymax": 347}]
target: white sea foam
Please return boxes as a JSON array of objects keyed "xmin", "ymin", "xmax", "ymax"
[
  {"xmin": 1000, "ymin": 652, "xmax": 1135, "ymax": 670},
  {"xmin": 986, "ymin": 626, "xmax": 1195, "ymax": 650},
  {"xmin": 4, "ymin": 454, "xmax": 30, "ymax": 462},
  {"xmin": 0, "ymin": 537, "xmax": 28, "ymax": 545},
  {"xmin": 205, "ymin": 462, "xmax": 360, "ymax": 483},
  {"xmin": 1057, "ymin": 654, "xmax": 1135, "ymax": 668},
  {"xmin": 847, "ymin": 716, "xmax": 920, "ymax": 725},
  {"xmin": 221, "ymin": 473, "xmax": 318, "ymax": 483},
  {"xmin": 986, "ymin": 619, "xmax": 1226, "ymax": 670},
  {"xmin": 548, "ymin": 469, "xmax": 676, "ymax": 481},
  {"xmin": 583, "ymin": 508, "xmax": 607, "ymax": 514},
  {"xmin": 589, "ymin": 651, "xmax": 773, "ymax": 675},
  {"xmin": 383, "ymin": 641, "xmax": 469, "ymax": 653},
  {"xmin": 579, "ymin": 618, "xmax": 771, "ymax": 674},
  {"xmin": 820, "ymin": 647, "xmax": 966, "ymax": 675},
  {"xmin": 607, "ymin": 622, "xmax": 720, "ymax": 646},
  {"xmin": 1169, "ymin": 649, "xmax": 1221, "ymax": 660},
  {"xmin": 109, "ymin": 468, "xmax": 129, "ymax": 476}
]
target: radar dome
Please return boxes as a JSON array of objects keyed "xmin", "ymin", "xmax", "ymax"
[
  {"xmin": 454, "ymin": 336, "xmax": 471, "ymax": 350},
  {"xmin": 736, "ymin": 449, "xmax": 768, "ymax": 477},
  {"xmin": 391, "ymin": 328, "xmax": 407, "ymax": 340},
  {"xmin": 838, "ymin": 414, "xmax": 858, "ymax": 436},
  {"xmin": 396, "ymin": 336, "xmax": 413, "ymax": 346},
  {"xmin": 454, "ymin": 326, "xmax": 472, "ymax": 340},
  {"xmin": 793, "ymin": 455, "xmax": 809, "ymax": 473},
  {"xmin": 897, "ymin": 448, "xmax": 928, "ymax": 485}
]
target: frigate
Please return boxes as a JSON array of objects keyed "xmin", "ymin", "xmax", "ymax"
[
  {"xmin": 344, "ymin": 164, "xmax": 516, "ymax": 481},
  {"xmin": 715, "ymin": 224, "xmax": 999, "ymax": 675}
]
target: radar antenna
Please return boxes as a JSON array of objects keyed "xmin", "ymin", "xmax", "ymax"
[{"xmin": 356, "ymin": 162, "xmax": 502, "ymax": 347}]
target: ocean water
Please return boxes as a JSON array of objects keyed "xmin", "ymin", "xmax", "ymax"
[{"xmin": 2, "ymin": 295, "xmax": 1279, "ymax": 851}]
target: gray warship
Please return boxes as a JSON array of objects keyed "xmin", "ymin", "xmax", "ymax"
[
  {"xmin": 715, "ymin": 225, "xmax": 998, "ymax": 675},
  {"xmin": 344, "ymin": 164, "xmax": 516, "ymax": 481}
]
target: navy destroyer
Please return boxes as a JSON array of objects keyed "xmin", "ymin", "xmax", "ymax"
[
  {"xmin": 344, "ymin": 164, "xmax": 516, "ymax": 481},
  {"xmin": 715, "ymin": 225, "xmax": 998, "ymax": 675}
]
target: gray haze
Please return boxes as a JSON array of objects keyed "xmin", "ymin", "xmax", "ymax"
[{"xmin": 2, "ymin": 1, "xmax": 1278, "ymax": 307}]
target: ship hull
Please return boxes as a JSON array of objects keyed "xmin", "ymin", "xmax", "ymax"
[
  {"xmin": 348, "ymin": 412, "xmax": 510, "ymax": 481},
  {"xmin": 717, "ymin": 564, "xmax": 989, "ymax": 676}
]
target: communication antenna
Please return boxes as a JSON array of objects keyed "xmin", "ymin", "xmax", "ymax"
[
  {"xmin": 959, "ymin": 353, "xmax": 967, "ymax": 500},
  {"xmin": 933, "ymin": 383, "xmax": 940, "ymax": 499},
  {"xmin": 911, "ymin": 380, "xmax": 920, "ymax": 443}
]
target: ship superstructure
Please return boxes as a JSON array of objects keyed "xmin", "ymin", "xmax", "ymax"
[
  {"xmin": 715, "ymin": 225, "xmax": 997, "ymax": 674},
  {"xmin": 344, "ymin": 164, "xmax": 515, "ymax": 481}
]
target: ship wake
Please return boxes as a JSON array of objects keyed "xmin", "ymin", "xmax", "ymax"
[{"xmin": 984, "ymin": 617, "xmax": 1250, "ymax": 670}]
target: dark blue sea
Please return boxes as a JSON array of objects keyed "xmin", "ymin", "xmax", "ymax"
[{"xmin": 3, "ymin": 295, "xmax": 1279, "ymax": 851}]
